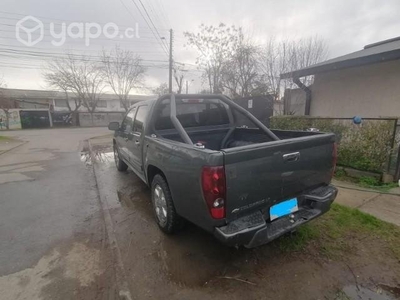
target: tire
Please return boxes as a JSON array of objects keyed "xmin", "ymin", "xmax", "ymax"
[
  {"xmin": 151, "ymin": 174, "xmax": 184, "ymax": 234},
  {"xmin": 113, "ymin": 143, "xmax": 128, "ymax": 172}
]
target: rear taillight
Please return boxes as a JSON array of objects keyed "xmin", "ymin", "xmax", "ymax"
[
  {"xmin": 331, "ymin": 143, "xmax": 338, "ymax": 178},
  {"xmin": 201, "ymin": 166, "xmax": 226, "ymax": 219}
]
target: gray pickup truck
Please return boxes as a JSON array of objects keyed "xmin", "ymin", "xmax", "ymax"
[{"xmin": 108, "ymin": 94, "xmax": 338, "ymax": 248}]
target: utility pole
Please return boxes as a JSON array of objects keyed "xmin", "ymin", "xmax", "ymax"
[
  {"xmin": 169, "ymin": 29, "xmax": 173, "ymax": 93},
  {"xmin": 186, "ymin": 80, "xmax": 188, "ymax": 94}
]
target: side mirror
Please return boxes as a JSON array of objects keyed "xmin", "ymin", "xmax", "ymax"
[{"xmin": 108, "ymin": 122, "xmax": 120, "ymax": 131}]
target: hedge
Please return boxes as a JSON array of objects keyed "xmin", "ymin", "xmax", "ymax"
[{"xmin": 270, "ymin": 116, "xmax": 395, "ymax": 173}]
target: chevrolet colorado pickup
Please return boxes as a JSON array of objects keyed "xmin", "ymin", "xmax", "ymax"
[{"xmin": 108, "ymin": 94, "xmax": 338, "ymax": 248}]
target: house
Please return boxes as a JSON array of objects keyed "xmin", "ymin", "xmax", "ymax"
[
  {"xmin": 0, "ymin": 88, "xmax": 154, "ymax": 129},
  {"xmin": 0, "ymin": 88, "xmax": 154, "ymax": 112},
  {"xmin": 281, "ymin": 36, "xmax": 400, "ymax": 117}
]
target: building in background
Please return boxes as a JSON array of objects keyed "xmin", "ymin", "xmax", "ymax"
[
  {"xmin": 0, "ymin": 88, "xmax": 154, "ymax": 129},
  {"xmin": 281, "ymin": 36, "xmax": 400, "ymax": 117}
]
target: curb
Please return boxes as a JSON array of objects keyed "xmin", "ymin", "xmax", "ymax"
[
  {"xmin": 87, "ymin": 139, "xmax": 133, "ymax": 300},
  {"xmin": 0, "ymin": 141, "xmax": 27, "ymax": 156}
]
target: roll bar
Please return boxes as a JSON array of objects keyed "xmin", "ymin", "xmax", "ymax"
[{"xmin": 157, "ymin": 93, "xmax": 280, "ymax": 146}]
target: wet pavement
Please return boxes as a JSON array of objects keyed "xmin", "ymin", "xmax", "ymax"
[
  {"xmin": 0, "ymin": 128, "xmax": 116, "ymax": 300},
  {"xmin": 89, "ymin": 136, "xmax": 400, "ymax": 300},
  {"xmin": 0, "ymin": 129, "xmax": 399, "ymax": 300}
]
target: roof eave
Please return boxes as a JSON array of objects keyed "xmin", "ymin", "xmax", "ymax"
[{"xmin": 280, "ymin": 49, "xmax": 400, "ymax": 79}]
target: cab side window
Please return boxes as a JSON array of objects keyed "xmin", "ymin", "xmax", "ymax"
[
  {"xmin": 121, "ymin": 108, "xmax": 136, "ymax": 132},
  {"xmin": 133, "ymin": 106, "xmax": 148, "ymax": 134}
]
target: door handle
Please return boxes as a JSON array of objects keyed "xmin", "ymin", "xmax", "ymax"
[
  {"xmin": 283, "ymin": 152, "xmax": 300, "ymax": 162},
  {"xmin": 135, "ymin": 140, "xmax": 140, "ymax": 146}
]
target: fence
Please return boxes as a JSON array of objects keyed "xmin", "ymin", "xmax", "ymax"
[
  {"xmin": 270, "ymin": 116, "xmax": 399, "ymax": 177},
  {"xmin": 78, "ymin": 112, "xmax": 125, "ymax": 127}
]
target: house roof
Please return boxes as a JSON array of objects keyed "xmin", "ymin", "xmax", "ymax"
[{"xmin": 281, "ymin": 36, "xmax": 400, "ymax": 79}]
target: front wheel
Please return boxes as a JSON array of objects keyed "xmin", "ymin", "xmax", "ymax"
[
  {"xmin": 114, "ymin": 144, "xmax": 128, "ymax": 172},
  {"xmin": 151, "ymin": 174, "xmax": 184, "ymax": 234}
]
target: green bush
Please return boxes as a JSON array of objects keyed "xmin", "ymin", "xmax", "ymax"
[{"xmin": 270, "ymin": 116, "xmax": 395, "ymax": 173}]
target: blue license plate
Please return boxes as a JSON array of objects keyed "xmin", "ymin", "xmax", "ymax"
[{"xmin": 270, "ymin": 198, "xmax": 298, "ymax": 221}]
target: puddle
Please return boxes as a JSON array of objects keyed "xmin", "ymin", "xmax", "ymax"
[
  {"xmin": 92, "ymin": 151, "xmax": 114, "ymax": 163},
  {"xmin": 80, "ymin": 152, "xmax": 92, "ymax": 166},
  {"xmin": 80, "ymin": 150, "xmax": 114, "ymax": 166},
  {"xmin": 342, "ymin": 284, "xmax": 399, "ymax": 300}
]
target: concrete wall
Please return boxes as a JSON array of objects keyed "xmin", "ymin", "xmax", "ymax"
[
  {"xmin": 310, "ymin": 60, "xmax": 400, "ymax": 117},
  {"xmin": 54, "ymin": 99, "xmax": 126, "ymax": 112},
  {"xmin": 79, "ymin": 112, "xmax": 125, "ymax": 127},
  {"xmin": 0, "ymin": 109, "xmax": 22, "ymax": 130},
  {"xmin": 284, "ymin": 88, "xmax": 306, "ymax": 115}
]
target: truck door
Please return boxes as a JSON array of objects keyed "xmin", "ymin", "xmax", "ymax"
[
  {"xmin": 128, "ymin": 105, "xmax": 148, "ymax": 174},
  {"xmin": 116, "ymin": 107, "xmax": 136, "ymax": 160}
]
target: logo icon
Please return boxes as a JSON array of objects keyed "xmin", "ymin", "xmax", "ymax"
[{"xmin": 16, "ymin": 16, "xmax": 44, "ymax": 46}]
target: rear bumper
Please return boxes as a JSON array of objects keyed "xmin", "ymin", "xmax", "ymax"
[{"xmin": 214, "ymin": 185, "xmax": 338, "ymax": 248}]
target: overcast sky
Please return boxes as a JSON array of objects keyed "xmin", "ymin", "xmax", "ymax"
[{"xmin": 0, "ymin": 0, "xmax": 399, "ymax": 94}]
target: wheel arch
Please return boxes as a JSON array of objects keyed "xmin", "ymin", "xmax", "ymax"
[{"xmin": 147, "ymin": 164, "xmax": 167, "ymax": 186}]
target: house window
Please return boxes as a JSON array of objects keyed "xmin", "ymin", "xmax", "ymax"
[
  {"xmin": 96, "ymin": 100, "xmax": 107, "ymax": 108},
  {"xmin": 54, "ymin": 99, "xmax": 68, "ymax": 108}
]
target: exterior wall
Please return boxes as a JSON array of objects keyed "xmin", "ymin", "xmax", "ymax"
[
  {"xmin": 54, "ymin": 99, "xmax": 126, "ymax": 112},
  {"xmin": 310, "ymin": 60, "xmax": 400, "ymax": 117},
  {"xmin": 273, "ymin": 100, "xmax": 284, "ymax": 115},
  {"xmin": 79, "ymin": 112, "xmax": 125, "ymax": 127},
  {"xmin": 0, "ymin": 109, "xmax": 22, "ymax": 130},
  {"xmin": 284, "ymin": 88, "xmax": 306, "ymax": 115}
]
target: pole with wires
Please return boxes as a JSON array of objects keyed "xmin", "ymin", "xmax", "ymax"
[{"xmin": 169, "ymin": 29, "xmax": 173, "ymax": 93}]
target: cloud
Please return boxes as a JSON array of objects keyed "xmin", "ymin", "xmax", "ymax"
[{"xmin": 1, "ymin": 0, "xmax": 399, "ymax": 91}]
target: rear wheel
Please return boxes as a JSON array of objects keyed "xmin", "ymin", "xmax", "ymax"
[
  {"xmin": 151, "ymin": 174, "xmax": 183, "ymax": 234},
  {"xmin": 114, "ymin": 144, "xmax": 128, "ymax": 172}
]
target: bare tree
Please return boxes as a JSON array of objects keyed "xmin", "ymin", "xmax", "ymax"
[
  {"xmin": 258, "ymin": 36, "xmax": 328, "ymax": 107},
  {"xmin": 173, "ymin": 68, "xmax": 185, "ymax": 94},
  {"xmin": 101, "ymin": 45, "xmax": 146, "ymax": 111},
  {"xmin": 44, "ymin": 54, "xmax": 84, "ymax": 125},
  {"xmin": 221, "ymin": 39, "xmax": 261, "ymax": 98},
  {"xmin": 0, "ymin": 79, "xmax": 15, "ymax": 130},
  {"xmin": 152, "ymin": 83, "xmax": 169, "ymax": 96},
  {"xmin": 184, "ymin": 23, "xmax": 241, "ymax": 93},
  {"xmin": 44, "ymin": 53, "xmax": 105, "ymax": 125}
]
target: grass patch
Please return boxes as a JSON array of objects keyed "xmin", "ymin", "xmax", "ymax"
[
  {"xmin": 358, "ymin": 176, "xmax": 398, "ymax": 192},
  {"xmin": 276, "ymin": 204, "xmax": 400, "ymax": 260},
  {"xmin": 0, "ymin": 135, "xmax": 10, "ymax": 141},
  {"xmin": 334, "ymin": 170, "xmax": 397, "ymax": 192}
]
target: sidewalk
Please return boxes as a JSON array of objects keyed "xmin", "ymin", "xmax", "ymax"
[
  {"xmin": 333, "ymin": 179, "xmax": 400, "ymax": 226},
  {"xmin": 0, "ymin": 137, "xmax": 26, "ymax": 155}
]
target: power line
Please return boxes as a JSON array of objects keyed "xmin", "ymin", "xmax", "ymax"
[
  {"xmin": 0, "ymin": 34, "xmax": 165, "ymax": 46},
  {"xmin": 137, "ymin": 0, "xmax": 169, "ymax": 50},
  {"xmin": 127, "ymin": 0, "xmax": 169, "ymax": 56},
  {"xmin": 145, "ymin": 0, "xmax": 168, "ymax": 32},
  {"xmin": 156, "ymin": 0, "xmax": 171, "ymax": 29},
  {"xmin": 0, "ymin": 10, "xmax": 170, "ymax": 31},
  {"xmin": 0, "ymin": 48, "xmax": 169, "ymax": 63}
]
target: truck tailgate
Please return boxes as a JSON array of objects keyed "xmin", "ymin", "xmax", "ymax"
[{"xmin": 222, "ymin": 134, "xmax": 335, "ymax": 221}]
